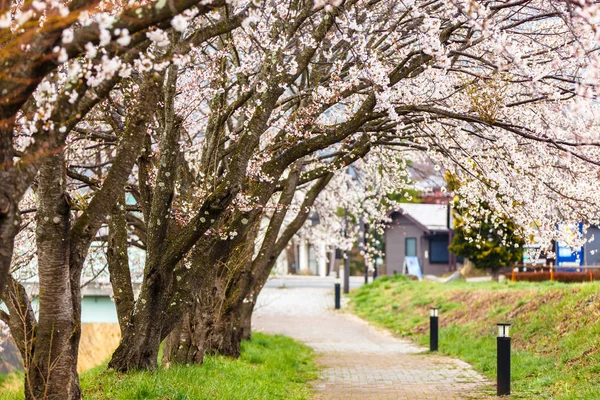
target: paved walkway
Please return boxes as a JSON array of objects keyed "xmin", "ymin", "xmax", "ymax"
[{"xmin": 252, "ymin": 285, "xmax": 493, "ymax": 400}]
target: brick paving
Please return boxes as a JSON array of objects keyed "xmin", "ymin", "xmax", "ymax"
[{"xmin": 252, "ymin": 286, "xmax": 493, "ymax": 399}]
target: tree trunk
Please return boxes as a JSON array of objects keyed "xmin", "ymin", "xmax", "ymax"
[
  {"xmin": 203, "ymin": 300, "xmax": 244, "ymax": 358},
  {"xmin": 2, "ymin": 277, "xmax": 36, "ymax": 396},
  {"xmin": 107, "ymin": 70, "xmax": 177, "ymax": 373},
  {"xmin": 27, "ymin": 152, "xmax": 81, "ymax": 400},
  {"xmin": 240, "ymin": 299, "xmax": 255, "ymax": 341},
  {"xmin": 0, "ymin": 131, "xmax": 19, "ymax": 300},
  {"xmin": 163, "ymin": 263, "xmax": 226, "ymax": 364},
  {"xmin": 162, "ymin": 292, "xmax": 219, "ymax": 365},
  {"xmin": 108, "ymin": 325, "xmax": 162, "ymax": 372},
  {"xmin": 164, "ymin": 297, "xmax": 244, "ymax": 364},
  {"xmin": 0, "ymin": 191, "xmax": 18, "ymax": 300},
  {"xmin": 162, "ymin": 303, "xmax": 205, "ymax": 366},
  {"xmin": 107, "ymin": 194, "xmax": 135, "ymax": 333},
  {"xmin": 108, "ymin": 272, "xmax": 173, "ymax": 371},
  {"xmin": 163, "ymin": 244, "xmax": 251, "ymax": 365}
]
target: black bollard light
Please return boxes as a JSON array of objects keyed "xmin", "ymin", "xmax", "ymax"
[
  {"xmin": 334, "ymin": 278, "xmax": 341, "ymax": 310},
  {"xmin": 430, "ymin": 307, "xmax": 439, "ymax": 352},
  {"xmin": 497, "ymin": 323, "xmax": 511, "ymax": 396}
]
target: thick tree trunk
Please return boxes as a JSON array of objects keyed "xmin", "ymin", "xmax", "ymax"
[
  {"xmin": 108, "ymin": 327, "xmax": 162, "ymax": 372},
  {"xmin": 27, "ymin": 152, "xmax": 80, "ymax": 400},
  {"xmin": 162, "ymin": 304, "xmax": 205, "ymax": 365},
  {"xmin": 108, "ymin": 272, "xmax": 173, "ymax": 371},
  {"xmin": 162, "ymin": 290, "xmax": 219, "ymax": 365},
  {"xmin": 163, "ymin": 260, "xmax": 225, "ymax": 364},
  {"xmin": 163, "ymin": 237, "xmax": 253, "ymax": 365},
  {"xmin": 205, "ymin": 306, "xmax": 243, "ymax": 358},
  {"xmin": 163, "ymin": 295, "xmax": 244, "ymax": 364}
]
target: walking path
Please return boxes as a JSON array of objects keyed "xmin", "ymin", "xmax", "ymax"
[{"xmin": 252, "ymin": 285, "xmax": 493, "ymax": 400}]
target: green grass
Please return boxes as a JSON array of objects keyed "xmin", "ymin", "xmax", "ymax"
[
  {"xmin": 0, "ymin": 333, "xmax": 318, "ymax": 400},
  {"xmin": 349, "ymin": 275, "xmax": 600, "ymax": 399}
]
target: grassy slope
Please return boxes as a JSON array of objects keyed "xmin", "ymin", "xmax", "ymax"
[
  {"xmin": 350, "ymin": 276, "xmax": 600, "ymax": 400},
  {"xmin": 0, "ymin": 333, "xmax": 318, "ymax": 400}
]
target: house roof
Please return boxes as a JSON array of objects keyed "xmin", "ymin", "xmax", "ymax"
[{"xmin": 392, "ymin": 203, "xmax": 450, "ymax": 233}]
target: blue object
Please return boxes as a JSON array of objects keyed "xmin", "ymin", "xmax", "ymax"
[{"xmin": 556, "ymin": 223, "xmax": 584, "ymax": 267}]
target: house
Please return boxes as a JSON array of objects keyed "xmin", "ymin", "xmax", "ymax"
[
  {"xmin": 273, "ymin": 238, "xmax": 330, "ymax": 276},
  {"xmin": 385, "ymin": 203, "xmax": 457, "ymax": 276}
]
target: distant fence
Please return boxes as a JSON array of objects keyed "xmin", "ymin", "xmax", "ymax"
[{"xmin": 505, "ymin": 265, "xmax": 600, "ymax": 283}]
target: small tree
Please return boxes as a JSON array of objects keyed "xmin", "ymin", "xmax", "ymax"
[{"xmin": 447, "ymin": 173, "xmax": 524, "ymax": 274}]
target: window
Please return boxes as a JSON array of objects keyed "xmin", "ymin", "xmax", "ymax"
[
  {"xmin": 405, "ymin": 238, "xmax": 417, "ymax": 257},
  {"xmin": 429, "ymin": 235, "xmax": 449, "ymax": 264}
]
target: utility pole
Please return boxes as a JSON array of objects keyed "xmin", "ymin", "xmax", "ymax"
[
  {"xmin": 344, "ymin": 207, "xmax": 350, "ymax": 294},
  {"xmin": 447, "ymin": 202, "xmax": 456, "ymax": 271},
  {"xmin": 359, "ymin": 217, "xmax": 368, "ymax": 284},
  {"xmin": 329, "ymin": 246, "xmax": 337, "ymax": 277}
]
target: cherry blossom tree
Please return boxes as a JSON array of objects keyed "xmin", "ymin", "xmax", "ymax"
[
  {"xmin": 4, "ymin": 1, "xmax": 600, "ymax": 397},
  {"xmin": 0, "ymin": 0, "xmax": 236, "ymax": 300},
  {"xmin": 0, "ymin": 5, "xmax": 242, "ymax": 397},
  {"xmin": 128, "ymin": 0, "xmax": 600, "ymax": 368}
]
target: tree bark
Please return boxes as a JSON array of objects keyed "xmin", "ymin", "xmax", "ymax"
[
  {"xmin": 108, "ymin": 242, "xmax": 178, "ymax": 371},
  {"xmin": 162, "ymin": 222, "xmax": 259, "ymax": 364},
  {"xmin": 239, "ymin": 299, "xmax": 255, "ymax": 341},
  {"xmin": 0, "ymin": 132, "xmax": 19, "ymax": 303},
  {"xmin": 27, "ymin": 151, "xmax": 80, "ymax": 400},
  {"xmin": 163, "ymin": 287, "xmax": 245, "ymax": 364},
  {"xmin": 205, "ymin": 304, "xmax": 244, "ymax": 358},
  {"xmin": 162, "ymin": 302, "xmax": 205, "ymax": 366},
  {"xmin": 2, "ymin": 277, "xmax": 36, "ymax": 391},
  {"xmin": 0, "ymin": 192, "xmax": 19, "ymax": 306},
  {"xmin": 107, "ymin": 194, "xmax": 135, "ymax": 333},
  {"xmin": 108, "ymin": 68, "xmax": 180, "ymax": 372},
  {"xmin": 162, "ymin": 247, "xmax": 226, "ymax": 364}
]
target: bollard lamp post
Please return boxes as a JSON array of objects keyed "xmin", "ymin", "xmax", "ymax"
[
  {"xmin": 334, "ymin": 278, "xmax": 341, "ymax": 310},
  {"xmin": 430, "ymin": 307, "xmax": 439, "ymax": 352},
  {"xmin": 497, "ymin": 323, "xmax": 511, "ymax": 396}
]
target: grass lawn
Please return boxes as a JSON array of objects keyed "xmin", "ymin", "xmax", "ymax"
[
  {"xmin": 349, "ymin": 275, "xmax": 600, "ymax": 400},
  {"xmin": 0, "ymin": 333, "xmax": 318, "ymax": 400}
]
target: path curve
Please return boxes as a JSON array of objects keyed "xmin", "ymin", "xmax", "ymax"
[{"xmin": 253, "ymin": 285, "xmax": 493, "ymax": 400}]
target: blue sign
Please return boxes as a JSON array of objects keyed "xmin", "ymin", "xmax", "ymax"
[
  {"xmin": 404, "ymin": 256, "xmax": 422, "ymax": 280},
  {"xmin": 556, "ymin": 223, "xmax": 584, "ymax": 267}
]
